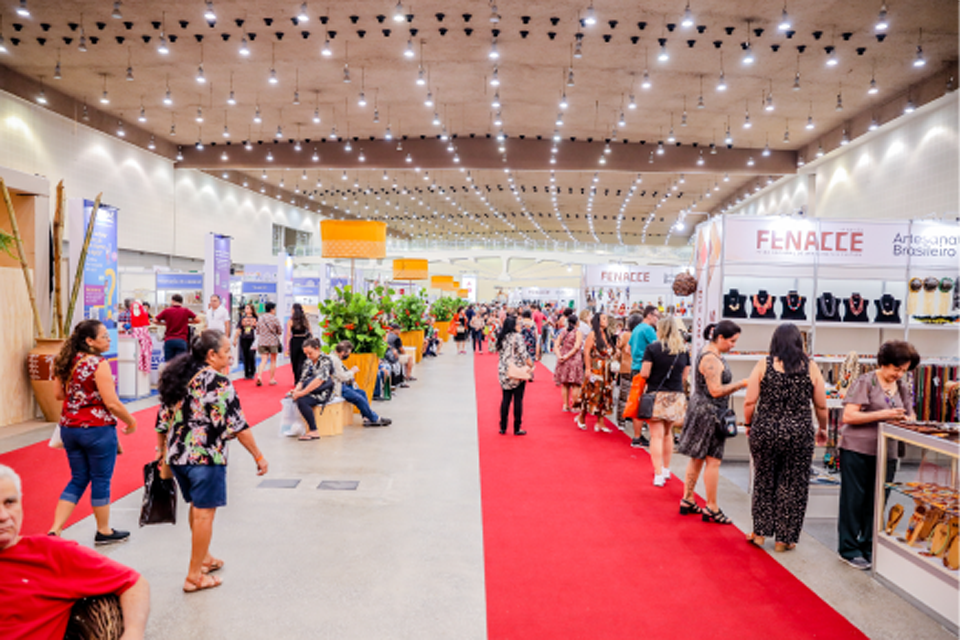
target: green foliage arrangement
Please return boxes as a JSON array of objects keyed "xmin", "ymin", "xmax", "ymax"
[
  {"xmin": 317, "ymin": 286, "xmax": 388, "ymax": 357},
  {"xmin": 430, "ymin": 295, "xmax": 463, "ymax": 322},
  {"xmin": 394, "ymin": 290, "xmax": 429, "ymax": 331}
]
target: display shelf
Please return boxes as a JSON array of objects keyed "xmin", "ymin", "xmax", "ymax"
[
  {"xmin": 722, "ymin": 318, "xmax": 812, "ymax": 328},
  {"xmin": 813, "ymin": 321, "xmax": 901, "ymax": 329},
  {"xmin": 875, "ymin": 422, "xmax": 959, "ymax": 633},
  {"xmin": 907, "ymin": 323, "xmax": 960, "ymax": 331},
  {"xmin": 886, "ymin": 482, "xmax": 959, "ymax": 516}
]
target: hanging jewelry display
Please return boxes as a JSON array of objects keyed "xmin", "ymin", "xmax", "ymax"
[
  {"xmin": 723, "ymin": 288, "xmax": 747, "ymax": 318},
  {"xmin": 816, "ymin": 292, "xmax": 842, "ymax": 322},
  {"xmin": 779, "ymin": 290, "xmax": 807, "ymax": 321},
  {"xmin": 922, "ymin": 277, "xmax": 939, "ymax": 316},
  {"xmin": 907, "ymin": 277, "xmax": 923, "ymax": 316},
  {"xmin": 750, "ymin": 290, "xmax": 776, "ymax": 319},
  {"xmin": 939, "ymin": 277, "xmax": 954, "ymax": 316},
  {"xmin": 874, "ymin": 293, "xmax": 902, "ymax": 324},
  {"xmin": 843, "ymin": 293, "xmax": 869, "ymax": 322}
]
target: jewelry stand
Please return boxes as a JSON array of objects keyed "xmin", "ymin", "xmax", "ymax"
[
  {"xmin": 843, "ymin": 293, "xmax": 870, "ymax": 322},
  {"xmin": 816, "ymin": 292, "xmax": 842, "ymax": 322},
  {"xmin": 780, "ymin": 290, "xmax": 807, "ymax": 321},
  {"xmin": 750, "ymin": 290, "xmax": 777, "ymax": 319},
  {"xmin": 723, "ymin": 288, "xmax": 747, "ymax": 318},
  {"xmin": 874, "ymin": 294, "xmax": 902, "ymax": 324}
]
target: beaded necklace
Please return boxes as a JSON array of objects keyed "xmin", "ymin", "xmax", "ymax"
[
  {"xmin": 879, "ymin": 296, "xmax": 896, "ymax": 316},
  {"xmin": 786, "ymin": 293, "xmax": 803, "ymax": 311},
  {"xmin": 849, "ymin": 295, "xmax": 866, "ymax": 316},
  {"xmin": 752, "ymin": 293, "xmax": 773, "ymax": 315},
  {"xmin": 819, "ymin": 294, "xmax": 839, "ymax": 318}
]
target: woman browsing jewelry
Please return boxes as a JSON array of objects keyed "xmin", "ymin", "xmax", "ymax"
[{"xmin": 836, "ymin": 340, "xmax": 919, "ymax": 570}]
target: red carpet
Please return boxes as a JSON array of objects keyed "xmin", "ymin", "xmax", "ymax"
[
  {"xmin": 475, "ymin": 354, "xmax": 866, "ymax": 640},
  {"xmin": 1, "ymin": 365, "xmax": 295, "ymax": 535}
]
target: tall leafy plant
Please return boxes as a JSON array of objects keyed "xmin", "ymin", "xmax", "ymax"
[
  {"xmin": 430, "ymin": 295, "xmax": 462, "ymax": 322},
  {"xmin": 318, "ymin": 286, "xmax": 388, "ymax": 357},
  {"xmin": 395, "ymin": 290, "xmax": 429, "ymax": 331}
]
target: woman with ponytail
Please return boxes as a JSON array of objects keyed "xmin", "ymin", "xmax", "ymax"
[
  {"xmin": 156, "ymin": 330, "xmax": 268, "ymax": 593},
  {"xmin": 48, "ymin": 320, "xmax": 138, "ymax": 544},
  {"xmin": 676, "ymin": 320, "xmax": 747, "ymax": 525}
]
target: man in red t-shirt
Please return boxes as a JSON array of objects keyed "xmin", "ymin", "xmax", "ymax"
[
  {"xmin": 0, "ymin": 464, "xmax": 150, "ymax": 640},
  {"xmin": 155, "ymin": 293, "xmax": 198, "ymax": 363}
]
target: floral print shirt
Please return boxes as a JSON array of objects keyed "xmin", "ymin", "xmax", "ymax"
[
  {"xmin": 255, "ymin": 313, "xmax": 283, "ymax": 347},
  {"xmin": 60, "ymin": 355, "xmax": 117, "ymax": 428},
  {"xmin": 156, "ymin": 368, "xmax": 249, "ymax": 465},
  {"xmin": 497, "ymin": 332, "xmax": 529, "ymax": 390}
]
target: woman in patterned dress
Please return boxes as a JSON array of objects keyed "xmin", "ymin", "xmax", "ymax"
[
  {"xmin": 743, "ymin": 323, "xmax": 829, "ymax": 551},
  {"xmin": 553, "ymin": 315, "xmax": 584, "ymax": 411},
  {"xmin": 677, "ymin": 321, "xmax": 747, "ymax": 524},
  {"xmin": 575, "ymin": 312, "xmax": 614, "ymax": 432},
  {"xmin": 49, "ymin": 320, "xmax": 139, "ymax": 544},
  {"xmin": 497, "ymin": 315, "xmax": 534, "ymax": 435},
  {"xmin": 156, "ymin": 330, "xmax": 268, "ymax": 593}
]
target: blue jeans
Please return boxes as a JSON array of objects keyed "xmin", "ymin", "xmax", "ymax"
[
  {"xmin": 341, "ymin": 385, "xmax": 379, "ymax": 423},
  {"xmin": 60, "ymin": 426, "xmax": 118, "ymax": 507},
  {"xmin": 164, "ymin": 339, "xmax": 188, "ymax": 362}
]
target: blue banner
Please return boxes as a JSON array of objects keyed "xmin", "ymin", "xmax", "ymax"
[
  {"xmin": 242, "ymin": 281, "xmax": 277, "ymax": 294},
  {"xmin": 156, "ymin": 273, "xmax": 204, "ymax": 290},
  {"xmin": 292, "ymin": 277, "xmax": 320, "ymax": 297}
]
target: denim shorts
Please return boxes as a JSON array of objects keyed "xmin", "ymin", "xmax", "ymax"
[{"xmin": 169, "ymin": 464, "xmax": 227, "ymax": 509}]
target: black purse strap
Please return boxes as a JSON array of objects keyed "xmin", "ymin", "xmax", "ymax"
[{"xmin": 649, "ymin": 349, "xmax": 681, "ymax": 395}]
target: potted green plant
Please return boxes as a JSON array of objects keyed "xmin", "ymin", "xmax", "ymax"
[
  {"xmin": 318, "ymin": 285, "xmax": 389, "ymax": 403},
  {"xmin": 430, "ymin": 296, "xmax": 461, "ymax": 342},
  {"xmin": 395, "ymin": 290, "xmax": 429, "ymax": 363}
]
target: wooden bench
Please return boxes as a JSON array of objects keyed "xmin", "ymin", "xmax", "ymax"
[{"xmin": 311, "ymin": 398, "xmax": 355, "ymax": 436}]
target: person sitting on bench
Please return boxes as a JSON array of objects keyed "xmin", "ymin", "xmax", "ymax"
[
  {"xmin": 330, "ymin": 340, "xmax": 391, "ymax": 427},
  {"xmin": 290, "ymin": 338, "xmax": 336, "ymax": 441}
]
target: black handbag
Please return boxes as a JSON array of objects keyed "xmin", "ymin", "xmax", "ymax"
[
  {"xmin": 139, "ymin": 460, "xmax": 177, "ymax": 527},
  {"xmin": 717, "ymin": 408, "xmax": 738, "ymax": 439},
  {"xmin": 637, "ymin": 352, "xmax": 681, "ymax": 420}
]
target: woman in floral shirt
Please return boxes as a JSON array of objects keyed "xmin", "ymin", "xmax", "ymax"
[
  {"xmin": 156, "ymin": 330, "xmax": 268, "ymax": 593},
  {"xmin": 497, "ymin": 315, "xmax": 534, "ymax": 435},
  {"xmin": 255, "ymin": 301, "xmax": 283, "ymax": 386}
]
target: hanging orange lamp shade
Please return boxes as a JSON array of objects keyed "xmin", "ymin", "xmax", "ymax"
[
  {"xmin": 393, "ymin": 258, "xmax": 429, "ymax": 280},
  {"xmin": 320, "ymin": 220, "xmax": 387, "ymax": 259},
  {"xmin": 431, "ymin": 275, "xmax": 454, "ymax": 289},
  {"xmin": 457, "ymin": 288, "xmax": 470, "ymax": 298}
]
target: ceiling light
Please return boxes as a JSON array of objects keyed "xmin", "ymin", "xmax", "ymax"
[
  {"xmin": 746, "ymin": 156, "xmax": 755, "ymax": 166},
  {"xmin": 492, "ymin": 67, "xmax": 501, "ymax": 86},
  {"xmin": 321, "ymin": 39, "xmax": 332, "ymax": 57},
  {"xmin": 762, "ymin": 142, "xmax": 771, "ymax": 156},
  {"xmin": 373, "ymin": 108, "xmax": 379, "ymax": 123},
  {"xmin": 641, "ymin": 70, "xmax": 651, "ymax": 89},
  {"xmin": 868, "ymin": 77, "xmax": 878, "ymax": 94},
  {"xmin": 269, "ymin": 68, "xmax": 278, "ymax": 84},
  {"xmin": 432, "ymin": 112, "xmax": 441, "ymax": 126},
  {"xmin": 253, "ymin": 106, "xmax": 262, "ymax": 123},
  {"xmin": 764, "ymin": 92, "xmax": 774, "ymax": 112},
  {"xmin": 742, "ymin": 43, "xmax": 755, "ymax": 65},
  {"xmin": 343, "ymin": 64, "xmax": 351, "ymax": 83},
  {"xmin": 724, "ymin": 128, "xmax": 733, "ymax": 145},
  {"xmin": 297, "ymin": 2, "xmax": 309, "ymax": 22},
  {"xmin": 0, "ymin": 37, "xmax": 9, "ymax": 55},
  {"xmin": 158, "ymin": 35, "xmax": 169, "ymax": 55},
  {"xmin": 393, "ymin": 1, "xmax": 405, "ymax": 23},
  {"xmin": 658, "ymin": 41, "xmax": 669, "ymax": 62},
  {"xmin": 778, "ymin": 5, "xmax": 791, "ymax": 31},
  {"xmin": 697, "ymin": 150, "xmax": 705, "ymax": 166},
  {"xmin": 792, "ymin": 71, "xmax": 801, "ymax": 90},
  {"xmin": 840, "ymin": 129, "xmax": 850, "ymax": 145},
  {"xmin": 358, "ymin": 92, "xmax": 366, "ymax": 107},
  {"xmin": 806, "ymin": 115, "xmax": 815, "ymax": 130},
  {"xmin": 148, "ymin": 136, "xmax": 156, "ymax": 150},
  {"xmin": 169, "ymin": 122, "xmax": 175, "ymax": 135},
  {"xmin": 494, "ymin": 112, "xmax": 503, "ymax": 126},
  {"xmin": 681, "ymin": 2, "xmax": 694, "ymax": 28},
  {"xmin": 573, "ymin": 40, "xmax": 583, "ymax": 59},
  {"xmin": 78, "ymin": 34, "xmax": 87, "ymax": 53},
  {"xmin": 816, "ymin": 144, "xmax": 824, "ymax": 157},
  {"xmin": 489, "ymin": 39, "xmax": 499, "ymax": 59},
  {"xmin": 868, "ymin": 116, "xmax": 879, "ymax": 131},
  {"xmin": 204, "ymin": 2, "xmax": 216, "ymax": 21},
  {"xmin": 656, "ymin": 141, "xmax": 664, "ymax": 155},
  {"xmin": 246, "ymin": 140, "xmax": 254, "ymax": 150},
  {"xmin": 875, "ymin": 4, "xmax": 888, "ymax": 32},
  {"xmin": 196, "ymin": 64, "xmax": 206, "ymax": 83},
  {"xmin": 826, "ymin": 48, "xmax": 838, "ymax": 67},
  {"xmin": 358, "ymin": 150, "xmax": 365, "ymax": 162},
  {"xmin": 36, "ymin": 88, "xmax": 47, "ymax": 105},
  {"xmin": 223, "ymin": 125, "xmax": 230, "ymax": 138},
  {"xmin": 266, "ymin": 150, "xmax": 273, "ymax": 161},
  {"xmin": 913, "ymin": 45, "xmax": 925, "ymax": 68},
  {"xmin": 384, "ymin": 126, "xmax": 393, "ymax": 140},
  {"xmin": 329, "ymin": 126, "xmax": 338, "ymax": 139},
  {"xmin": 16, "ymin": 0, "xmax": 30, "ymax": 17},
  {"xmin": 618, "ymin": 112, "xmax": 627, "ymax": 128},
  {"xmin": 416, "ymin": 67, "xmax": 426, "ymax": 85},
  {"xmin": 312, "ymin": 109, "xmax": 320, "ymax": 123},
  {"xmin": 743, "ymin": 111, "xmax": 751, "ymax": 128},
  {"xmin": 100, "ymin": 90, "xmax": 109, "ymax": 105},
  {"xmin": 425, "ymin": 92, "xmax": 434, "ymax": 107},
  {"xmin": 904, "ymin": 99, "xmax": 915, "ymax": 114},
  {"xmin": 627, "ymin": 94, "xmax": 636, "ymax": 110},
  {"xmin": 196, "ymin": 140, "xmax": 204, "ymax": 150},
  {"xmin": 404, "ymin": 39, "xmax": 415, "ymax": 59},
  {"xmin": 584, "ymin": 3, "xmax": 597, "ymax": 26},
  {"xmin": 138, "ymin": 106, "xmax": 146, "ymax": 122},
  {"xmin": 344, "ymin": 140, "xmax": 352, "ymax": 151},
  {"xmin": 666, "ymin": 128, "xmax": 675, "ymax": 143},
  {"xmin": 490, "ymin": 3, "xmax": 500, "ymax": 23},
  {"xmin": 835, "ymin": 91, "xmax": 843, "ymax": 111},
  {"xmin": 196, "ymin": 107, "xmax": 204, "ymax": 123},
  {"xmin": 717, "ymin": 71, "xmax": 727, "ymax": 91},
  {"xmin": 239, "ymin": 37, "xmax": 250, "ymax": 56}
]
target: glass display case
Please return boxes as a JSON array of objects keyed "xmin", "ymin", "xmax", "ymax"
[{"xmin": 875, "ymin": 422, "xmax": 959, "ymax": 633}]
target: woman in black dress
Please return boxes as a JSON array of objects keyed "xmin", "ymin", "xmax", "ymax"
[
  {"xmin": 285, "ymin": 303, "xmax": 312, "ymax": 385},
  {"xmin": 232, "ymin": 304, "xmax": 258, "ymax": 379},
  {"xmin": 743, "ymin": 323, "xmax": 829, "ymax": 551},
  {"xmin": 677, "ymin": 321, "xmax": 747, "ymax": 524}
]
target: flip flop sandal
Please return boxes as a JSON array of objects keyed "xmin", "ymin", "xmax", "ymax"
[
  {"xmin": 298, "ymin": 433, "xmax": 320, "ymax": 441},
  {"xmin": 885, "ymin": 504, "xmax": 905, "ymax": 535},
  {"xmin": 183, "ymin": 574, "xmax": 223, "ymax": 593}
]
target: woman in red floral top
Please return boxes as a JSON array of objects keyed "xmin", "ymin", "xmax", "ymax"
[{"xmin": 49, "ymin": 320, "xmax": 138, "ymax": 546}]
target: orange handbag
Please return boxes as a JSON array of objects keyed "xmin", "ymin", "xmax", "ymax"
[{"xmin": 623, "ymin": 374, "xmax": 648, "ymax": 420}]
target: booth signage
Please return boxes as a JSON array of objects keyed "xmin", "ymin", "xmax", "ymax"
[
  {"xmin": 242, "ymin": 281, "xmax": 277, "ymax": 294},
  {"xmin": 292, "ymin": 277, "xmax": 321, "ymax": 296},
  {"xmin": 212, "ymin": 235, "xmax": 231, "ymax": 308},
  {"xmin": 156, "ymin": 273, "xmax": 204, "ymax": 289},
  {"xmin": 724, "ymin": 217, "xmax": 960, "ymax": 266},
  {"xmin": 584, "ymin": 265, "xmax": 673, "ymax": 288}
]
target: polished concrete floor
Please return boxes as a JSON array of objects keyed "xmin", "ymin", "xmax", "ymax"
[{"xmin": 3, "ymin": 349, "xmax": 955, "ymax": 639}]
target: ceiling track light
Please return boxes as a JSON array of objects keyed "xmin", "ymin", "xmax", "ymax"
[
  {"xmin": 16, "ymin": 0, "xmax": 30, "ymax": 18},
  {"xmin": 876, "ymin": 4, "xmax": 889, "ymax": 32},
  {"xmin": 204, "ymin": 2, "xmax": 216, "ymax": 22},
  {"xmin": 584, "ymin": 3, "xmax": 597, "ymax": 26}
]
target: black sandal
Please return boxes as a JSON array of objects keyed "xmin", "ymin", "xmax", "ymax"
[
  {"xmin": 679, "ymin": 499, "xmax": 702, "ymax": 516},
  {"xmin": 702, "ymin": 506, "xmax": 733, "ymax": 525}
]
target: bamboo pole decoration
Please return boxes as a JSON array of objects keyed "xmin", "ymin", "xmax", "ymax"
[
  {"xmin": 52, "ymin": 181, "xmax": 64, "ymax": 338},
  {"xmin": 0, "ymin": 178, "xmax": 45, "ymax": 339},
  {"xmin": 64, "ymin": 193, "xmax": 102, "ymax": 333}
]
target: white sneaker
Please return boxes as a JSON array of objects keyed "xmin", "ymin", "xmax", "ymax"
[
  {"xmin": 661, "ymin": 468, "xmax": 672, "ymax": 480},
  {"xmin": 653, "ymin": 474, "xmax": 666, "ymax": 487}
]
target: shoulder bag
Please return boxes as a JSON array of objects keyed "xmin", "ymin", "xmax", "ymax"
[
  {"xmin": 637, "ymin": 351, "xmax": 680, "ymax": 419},
  {"xmin": 702, "ymin": 351, "xmax": 739, "ymax": 439}
]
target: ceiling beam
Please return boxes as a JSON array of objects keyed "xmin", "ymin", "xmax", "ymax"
[{"xmin": 176, "ymin": 136, "xmax": 799, "ymax": 175}]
